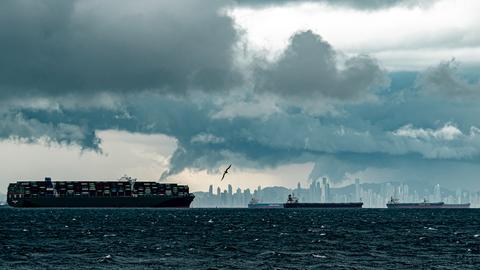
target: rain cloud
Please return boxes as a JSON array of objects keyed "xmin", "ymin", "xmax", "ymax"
[{"xmin": 1, "ymin": 0, "xmax": 480, "ymax": 186}]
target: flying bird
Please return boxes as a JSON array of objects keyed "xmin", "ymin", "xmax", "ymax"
[{"xmin": 221, "ymin": 164, "xmax": 231, "ymax": 181}]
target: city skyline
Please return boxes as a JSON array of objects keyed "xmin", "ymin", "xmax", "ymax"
[{"xmin": 192, "ymin": 178, "xmax": 477, "ymax": 208}]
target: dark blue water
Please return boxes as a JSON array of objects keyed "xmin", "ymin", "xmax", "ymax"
[{"xmin": 1, "ymin": 208, "xmax": 480, "ymax": 269}]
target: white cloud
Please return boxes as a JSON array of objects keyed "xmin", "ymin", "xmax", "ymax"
[
  {"xmin": 390, "ymin": 123, "xmax": 480, "ymax": 159},
  {"xmin": 393, "ymin": 123, "xmax": 463, "ymax": 140},
  {"xmin": 191, "ymin": 133, "xmax": 225, "ymax": 144},
  {"xmin": 373, "ymin": 47, "xmax": 480, "ymax": 70},
  {"xmin": 229, "ymin": 0, "xmax": 480, "ymax": 69}
]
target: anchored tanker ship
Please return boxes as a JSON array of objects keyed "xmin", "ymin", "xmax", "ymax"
[
  {"xmin": 247, "ymin": 198, "xmax": 283, "ymax": 208},
  {"xmin": 386, "ymin": 198, "xmax": 470, "ymax": 209},
  {"xmin": 248, "ymin": 194, "xmax": 363, "ymax": 209},
  {"xmin": 7, "ymin": 177, "xmax": 194, "ymax": 208}
]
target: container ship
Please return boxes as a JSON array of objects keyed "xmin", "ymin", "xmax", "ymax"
[
  {"xmin": 386, "ymin": 198, "xmax": 470, "ymax": 209},
  {"xmin": 248, "ymin": 194, "xmax": 363, "ymax": 209},
  {"xmin": 7, "ymin": 177, "xmax": 194, "ymax": 208}
]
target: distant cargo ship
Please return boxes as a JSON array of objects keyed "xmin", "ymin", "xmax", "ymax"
[
  {"xmin": 7, "ymin": 177, "xmax": 194, "ymax": 208},
  {"xmin": 386, "ymin": 198, "xmax": 470, "ymax": 209},
  {"xmin": 247, "ymin": 198, "xmax": 283, "ymax": 208},
  {"xmin": 248, "ymin": 194, "xmax": 363, "ymax": 209}
]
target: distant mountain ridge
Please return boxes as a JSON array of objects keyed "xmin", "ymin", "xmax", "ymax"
[{"xmin": 195, "ymin": 182, "xmax": 459, "ymax": 198}]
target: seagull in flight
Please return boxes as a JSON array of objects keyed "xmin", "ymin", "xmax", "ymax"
[{"xmin": 221, "ymin": 164, "xmax": 231, "ymax": 181}]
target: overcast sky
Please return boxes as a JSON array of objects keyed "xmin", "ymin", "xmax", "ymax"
[{"xmin": 1, "ymin": 0, "xmax": 480, "ymax": 192}]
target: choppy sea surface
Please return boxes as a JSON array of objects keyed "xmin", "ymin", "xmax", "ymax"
[{"xmin": 1, "ymin": 208, "xmax": 480, "ymax": 269}]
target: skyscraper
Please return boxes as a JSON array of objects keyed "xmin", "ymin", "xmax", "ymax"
[
  {"xmin": 434, "ymin": 184, "xmax": 441, "ymax": 202},
  {"xmin": 316, "ymin": 180, "xmax": 321, "ymax": 202},
  {"xmin": 321, "ymin": 177, "xmax": 329, "ymax": 202},
  {"xmin": 228, "ymin": 184, "xmax": 233, "ymax": 206},
  {"xmin": 325, "ymin": 179, "xmax": 330, "ymax": 202},
  {"xmin": 309, "ymin": 181, "xmax": 315, "ymax": 202},
  {"xmin": 355, "ymin": 178, "xmax": 361, "ymax": 202}
]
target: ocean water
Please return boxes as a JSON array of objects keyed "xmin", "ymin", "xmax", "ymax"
[{"xmin": 1, "ymin": 208, "xmax": 480, "ymax": 269}]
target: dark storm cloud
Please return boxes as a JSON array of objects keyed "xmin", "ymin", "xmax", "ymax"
[
  {"xmin": 0, "ymin": 0, "xmax": 240, "ymax": 99},
  {"xmin": 0, "ymin": 1, "xmax": 390, "ymax": 103},
  {"xmin": 416, "ymin": 59, "xmax": 480, "ymax": 98},
  {"xmin": 0, "ymin": 112, "xmax": 100, "ymax": 149},
  {"xmin": 6, "ymin": 84, "xmax": 480, "ymax": 181},
  {"xmin": 2, "ymin": 0, "xmax": 480, "ymax": 187},
  {"xmin": 255, "ymin": 31, "xmax": 388, "ymax": 100},
  {"xmin": 0, "ymin": 0, "xmax": 392, "ymax": 173},
  {"xmin": 0, "ymin": 96, "xmax": 313, "ymax": 179}
]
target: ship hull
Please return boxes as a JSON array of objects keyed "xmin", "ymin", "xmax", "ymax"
[
  {"xmin": 442, "ymin": 204, "xmax": 471, "ymax": 209},
  {"xmin": 284, "ymin": 202, "xmax": 363, "ymax": 209},
  {"xmin": 8, "ymin": 195, "xmax": 194, "ymax": 208},
  {"xmin": 7, "ymin": 179, "xmax": 195, "ymax": 208},
  {"xmin": 248, "ymin": 203, "xmax": 283, "ymax": 209},
  {"xmin": 386, "ymin": 202, "xmax": 470, "ymax": 209},
  {"xmin": 248, "ymin": 202, "xmax": 363, "ymax": 209}
]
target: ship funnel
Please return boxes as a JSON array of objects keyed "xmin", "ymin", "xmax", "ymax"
[{"xmin": 45, "ymin": 177, "xmax": 53, "ymax": 189}]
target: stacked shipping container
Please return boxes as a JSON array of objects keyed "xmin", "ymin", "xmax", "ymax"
[{"xmin": 8, "ymin": 181, "xmax": 190, "ymax": 199}]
